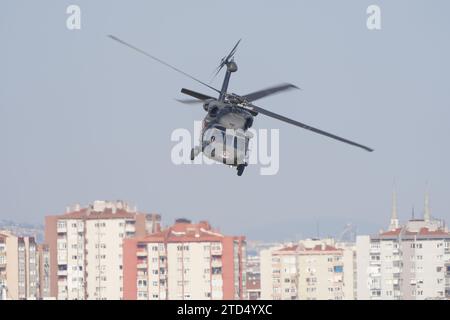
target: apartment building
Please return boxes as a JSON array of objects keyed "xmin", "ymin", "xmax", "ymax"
[
  {"xmin": 44, "ymin": 200, "xmax": 161, "ymax": 300},
  {"xmin": 356, "ymin": 193, "xmax": 450, "ymax": 300},
  {"xmin": 37, "ymin": 244, "xmax": 51, "ymax": 299},
  {"xmin": 0, "ymin": 231, "xmax": 40, "ymax": 300},
  {"xmin": 123, "ymin": 219, "xmax": 246, "ymax": 300},
  {"xmin": 246, "ymin": 255, "xmax": 261, "ymax": 300},
  {"xmin": 260, "ymin": 239, "xmax": 356, "ymax": 300}
]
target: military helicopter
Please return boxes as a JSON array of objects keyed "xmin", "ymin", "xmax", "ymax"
[{"xmin": 108, "ymin": 35, "xmax": 373, "ymax": 176}]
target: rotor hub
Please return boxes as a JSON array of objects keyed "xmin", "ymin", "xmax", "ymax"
[{"xmin": 227, "ymin": 61, "xmax": 238, "ymax": 72}]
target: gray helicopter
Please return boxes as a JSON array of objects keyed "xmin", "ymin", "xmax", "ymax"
[{"xmin": 108, "ymin": 36, "xmax": 373, "ymax": 176}]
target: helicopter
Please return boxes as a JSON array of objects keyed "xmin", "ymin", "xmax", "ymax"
[{"xmin": 108, "ymin": 35, "xmax": 373, "ymax": 176}]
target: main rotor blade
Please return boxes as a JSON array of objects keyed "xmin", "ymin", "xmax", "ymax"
[
  {"xmin": 225, "ymin": 39, "xmax": 241, "ymax": 62},
  {"xmin": 245, "ymin": 103, "xmax": 374, "ymax": 152},
  {"xmin": 242, "ymin": 83, "xmax": 300, "ymax": 102},
  {"xmin": 181, "ymin": 88, "xmax": 215, "ymax": 101},
  {"xmin": 108, "ymin": 35, "xmax": 221, "ymax": 94},
  {"xmin": 212, "ymin": 39, "xmax": 242, "ymax": 79},
  {"xmin": 175, "ymin": 99, "xmax": 203, "ymax": 105}
]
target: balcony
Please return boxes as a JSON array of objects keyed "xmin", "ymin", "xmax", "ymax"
[
  {"xmin": 58, "ymin": 256, "xmax": 68, "ymax": 264},
  {"xmin": 136, "ymin": 250, "xmax": 147, "ymax": 258},
  {"xmin": 125, "ymin": 224, "xmax": 136, "ymax": 233},
  {"xmin": 57, "ymin": 270, "xmax": 68, "ymax": 276},
  {"xmin": 137, "ymin": 263, "xmax": 148, "ymax": 269},
  {"xmin": 137, "ymin": 274, "xmax": 148, "ymax": 281},
  {"xmin": 211, "ymin": 247, "xmax": 222, "ymax": 256},
  {"xmin": 57, "ymin": 227, "xmax": 67, "ymax": 234},
  {"xmin": 211, "ymin": 259, "xmax": 222, "ymax": 268},
  {"xmin": 392, "ymin": 267, "xmax": 402, "ymax": 273}
]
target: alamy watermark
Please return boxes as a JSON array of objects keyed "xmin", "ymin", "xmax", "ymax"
[
  {"xmin": 170, "ymin": 121, "xmax": 280, "ymax": 176},
  {"xmin": 66, "ymin": 5, "xmax": 81, "ymax": 30}
]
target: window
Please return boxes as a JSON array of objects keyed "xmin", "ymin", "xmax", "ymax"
[{"xmin": 333, "ymin": 266, "xmax": 343, "ymax": 273}]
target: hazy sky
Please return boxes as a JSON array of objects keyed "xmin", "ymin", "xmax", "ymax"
[{"xmin": 1, "ymin": 1, "xmax": 449, "ymax": 241}]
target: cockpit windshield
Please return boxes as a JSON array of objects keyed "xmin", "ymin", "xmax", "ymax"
[{"xmin": 203, "ymin": 126, "xmax": 247, "ymax": 151}]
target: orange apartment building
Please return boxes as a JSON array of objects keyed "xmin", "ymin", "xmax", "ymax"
[{"xmin": 123, "ymin": 219, "xmax": 246, "ymax": 300}]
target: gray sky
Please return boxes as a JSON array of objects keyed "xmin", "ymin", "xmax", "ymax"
[{"xmin": 1, "ymin": 0, "xmax": 449, "ymax": 241}]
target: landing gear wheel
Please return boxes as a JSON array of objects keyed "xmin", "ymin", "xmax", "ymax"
[
  {"xmin": 190, "ymin": 147, "xmax": 200, "ymax": 161},
  {"xmin": 237, "ymin": 164, "xmax": 246, "ymax": 176}
]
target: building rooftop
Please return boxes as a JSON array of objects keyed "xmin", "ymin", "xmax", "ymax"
[
  {"xmin": 275, "ymin": 241, "xmax": 342, "ymax": 255},
  {"xmin": 377, "ymin": 225, "xmax": 450, "ymax": 240},
  {"xmin": 137, "ymin": 219, "xmax": 244, "ymax": 243},
  {"xmin": 49, "ymin": 200, "xmax": 161, "ymax": 220}
]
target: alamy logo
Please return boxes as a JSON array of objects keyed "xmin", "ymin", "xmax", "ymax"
[
  {"xmin": 170, "ymin": 121, "xmax": 280, "ymax": 176},
  {"xmin": 66, "ymin": 5, "xmax": 81, "ymax": 30}
]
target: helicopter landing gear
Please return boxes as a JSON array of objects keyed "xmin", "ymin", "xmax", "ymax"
[
  {"xmin": 191, "ymin": 147, "xmax": 200, "ymax": 161},
  {"xmin": 190, "ymin": 146, "xmax": 201, "ymax": 161},
  {"xmin": 237, "ymin": 163, "xmax": 247, "ymax": 176}
]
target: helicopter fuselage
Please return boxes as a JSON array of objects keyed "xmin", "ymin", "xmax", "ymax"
[{"xmin": 198, "ymin": 101, "xmax": 254, "ymax": 166}]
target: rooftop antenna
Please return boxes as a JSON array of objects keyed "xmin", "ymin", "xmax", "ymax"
[
  {"xmin": 316, "ymin": 221, "xmax": 320, "ymax": 239},
  {"xmin": 389, "ymin": 179, "xmax": 399, "ymax": 230},
  {"xmin": 424, "ymin": 181, "xmax": 431, "ymax": 222}
]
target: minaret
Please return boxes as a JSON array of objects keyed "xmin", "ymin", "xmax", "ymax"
[
  {"xmin": 389, "ymin": 186, "xmax": 399, "ymax": 230},
  {"xmin": 424, "ymin": 187, "xmax": 431, "ymax": 222}
]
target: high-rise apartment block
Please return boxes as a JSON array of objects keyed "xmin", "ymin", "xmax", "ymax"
[
  {"xmin": 44, "ymin": 200, "xmax": 161, "ymax": 300},
  {"xmin": 356, "ymin": 192, "xmax": 450, "ymax": 300},
  {"xmin": 122, "ymin": 219, "xmax": 246, "ymax": 300},
  {"xmin": 260, "ymin": 239, "xmax": 356, "ymax": 300},
  {"xmin": 0, "ymin": 231, "xmax": 40, "ymax": 300}
]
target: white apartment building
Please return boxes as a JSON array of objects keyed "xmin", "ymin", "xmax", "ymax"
[
  {"xmin": 0, "ymin": 231, "xmax": 40, "ymax": 300},
  {"xmin": 246, "ymin": 255, "xmax": 261, "ymax": 300},
  {"xmin": 260, "ymin": 239, "xmax": 356, "ymax": 300},
  {"xmin": 123, "ymin": 219, "xmax": 247, "ymax": 300},
  {"xmin": 356, "ymin": 193, "xmax": 450, "ymax": 300},
  {"xmin": 44, "ymin": 200, "xmax": 161, "ymax": 300}
]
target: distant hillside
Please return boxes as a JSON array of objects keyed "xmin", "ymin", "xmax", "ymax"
[{"xmin": 0, "ymin": 219, "xmax": 44, "ymax": 243}]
